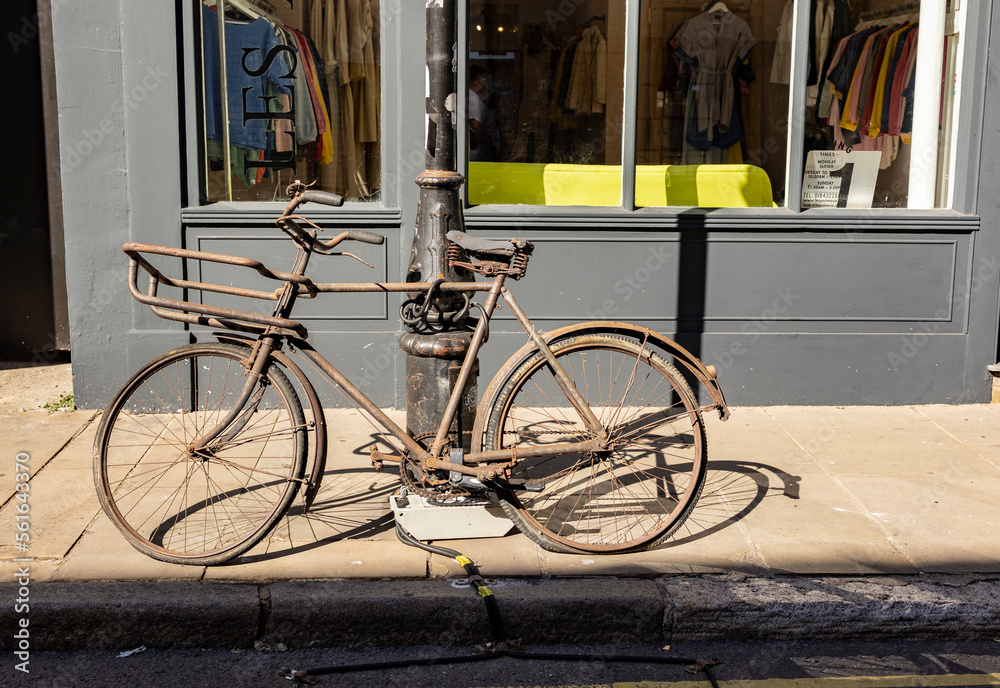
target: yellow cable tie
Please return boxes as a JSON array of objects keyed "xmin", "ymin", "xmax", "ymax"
[
  {"xmin": 455, "ymin": 555, "xmax": 473, "ymax": 567},
  {"xmin": 477, "ymin": 585, "xmax": 494, "ymax": 598}
]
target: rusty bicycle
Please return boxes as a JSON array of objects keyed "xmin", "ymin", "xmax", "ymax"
[{"xmin": 93, "ymin": 182, "xmax": 730, "ymax": 565}]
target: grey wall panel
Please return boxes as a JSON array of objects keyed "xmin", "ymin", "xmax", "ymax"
[
  {"xmin": 192, "ymin": 232, "xmax": 401, "ymax": 324},
  {"xmin": 189, "ymin": 330, "xmax": 405, "ymax": 409},
  {"xmin": 702, "ymin": 333, "xmax": 970, "ymax": 406},
  {"xmin": 467, "ymin": 230, "xmax": 972, "ymax": 331},
  {"xmin": 51, "ymin": 0, "xmax": 132, "ymax": 408},
  {"xmin": 699, "ymin": 238, "xmax": 962, "ymax": 324},
  {"xmin": 490, "ymin": 237, "xmax": 681, "ymax": 322},
  {"xmin": 465, "ymin": 328, "xmax": 972, "ymax": 408}
]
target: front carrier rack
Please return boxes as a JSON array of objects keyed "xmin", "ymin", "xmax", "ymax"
[
  {"xmin": 124, "ymin": 242, "xmax": 313, "ymax": 338},
  {"xmin": 123, "ymin": 240, "xmax": 501, "ymax": 340}
]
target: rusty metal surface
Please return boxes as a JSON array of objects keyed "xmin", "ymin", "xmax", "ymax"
[
  {"xmin": 124, "ymin": 242, "xmax": 316, "ymax": 285},
  {"xmin": 398, "ymin": 331, "xmax": 473, "ymax": 359},
  {"xmin": 120, "ymin": 179, "xmax": 731, "ymax": 516},
  {"xmin": 472, "ymin": 321, "xmax": 732, "ymax": 452},
  {"xmin": 415, "ymin": 170, "xmax": 464, "ymax": 188},
  {"xmin": 127, "ymin": 261, "xmax": 310, "ymax": 338},
  {"xmin": 211, "ymin": 331, "xmax": 329, "ymax": 512}
]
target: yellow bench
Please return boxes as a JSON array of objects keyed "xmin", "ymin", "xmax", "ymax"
[{"xmin": 467, "ymin": 162, "xmax": 776, "ymax": 208}]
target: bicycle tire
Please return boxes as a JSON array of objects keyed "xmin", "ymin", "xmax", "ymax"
[
  {"xmin": 482, "ymin": 334, "xmax": 707, "ymax": 554},
  {"xmin": 93, "ymin": 342, "xmax": 307, "ymax": 565}
]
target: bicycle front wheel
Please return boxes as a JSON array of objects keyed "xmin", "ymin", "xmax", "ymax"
[
  {"xmin": 94, "ymin": 343, "xmax": 307, "ymax": 565},
  {"xmin": 483, "ymin": 334, "xmax": 707, "ymax": 554}
]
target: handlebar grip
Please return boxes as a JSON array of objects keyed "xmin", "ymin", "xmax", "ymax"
[
  {"xmin": 347, "ymin": 230, "xmax": 385, "ymax": 245},
  {"xmin": 300, "ymin": 190, "xmax": 345, "ymax": 207}
]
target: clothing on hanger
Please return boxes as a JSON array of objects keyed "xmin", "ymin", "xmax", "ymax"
[{"xmin": 674, "ymin": 9, "xmax": 755, "ymax": 144}]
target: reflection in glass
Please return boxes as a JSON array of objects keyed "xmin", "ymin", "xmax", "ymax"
[
  {"xmin": 800, "ymin": 0, "xmax": 956, "ymax": 209},
  {"xmin": 636, "ymin": 0, "xmax": 787, "ymax": 207},
  {"xmin": 467, "ymin": 0, "xmax": 625, "ymax": 206},
  {"xmin": 199, "ymin": 0, "xmax": 381, "ymax": 203}
]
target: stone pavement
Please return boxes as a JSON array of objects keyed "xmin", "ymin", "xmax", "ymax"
[{"xmin": 1, "ymin": 402, "xmax": 999, "ymax": 649}]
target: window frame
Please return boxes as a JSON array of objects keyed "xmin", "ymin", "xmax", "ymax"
[
  {"xmin": 178, "ymin": 0, "xmax": 401, "ymax": 225},
  {"xmin": 459, "ymin": 0, "xmax": 980, "ymax": 218}
]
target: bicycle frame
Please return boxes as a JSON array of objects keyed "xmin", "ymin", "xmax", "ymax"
[
  {"xmin": 124, "ymin": 240, "xmax": 610, "ymax": 487},
  {"xmin": 123, "ymin": 191, "xmax": 728, "ymax": 495},
  {"xmin": 104, "ymin": 186, "xmax": 731, "ymax": 563}
]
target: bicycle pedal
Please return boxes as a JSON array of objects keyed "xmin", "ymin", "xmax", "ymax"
[{"xmin": 369, "ymin": 446, "xmax": 384, "ymax": 471}]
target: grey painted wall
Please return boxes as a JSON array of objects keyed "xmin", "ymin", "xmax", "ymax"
[{"xmin": 51, "ymin": 0, "xmax": 1000, "ymax": 409}]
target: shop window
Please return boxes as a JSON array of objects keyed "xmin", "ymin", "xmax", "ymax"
[
  {"xmin": 466, "ymin": 1, "xmax": 626, "ymax": 206},
  {"xmin": 466, "ymin": 0, "xmax": 963, "ymax": 211},
  {"xmin": 797, "ymin": 0, "xmax": 959, "ymax": 209},
  {"xmin": 197, "ymin": 0, "xmax": 381, "ymax": 203},
  {"xmin": 636, "ymin": 0, "xmax": 785, "ymax": 207}
]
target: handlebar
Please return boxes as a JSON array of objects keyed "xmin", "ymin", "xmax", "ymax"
[
  {"xmin": 279, "ymin": 181, "xmax": 385, "ymax": 250},
  {"xmin": 346, "ymin": 230, "xmax": 384, "ymax": 245},
  {"xmin": 300, "ymin": 190, "xmax": 344, "ymax": 207}
]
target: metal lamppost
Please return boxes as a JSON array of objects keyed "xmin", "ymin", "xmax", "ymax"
[{"xmin": 398, "ymin": 0, "xmax": 477, "ymax": 451}]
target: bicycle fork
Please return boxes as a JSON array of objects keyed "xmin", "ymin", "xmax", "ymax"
[
  {"xmin": 188, "ymin": 335, "xmax": 280, "ymax": 456},
  {"xmin": 189, "ymin": 249, "xmax": 309, "ymax": 456}
]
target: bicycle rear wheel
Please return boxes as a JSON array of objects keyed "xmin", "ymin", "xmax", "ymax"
[
  {"xmin": 94, "ymin": 343, "xmax": 307, "ymax": 565},
  {"xmin": 482, "ymin": 334, "xmax": 707, "ymax": 554}
]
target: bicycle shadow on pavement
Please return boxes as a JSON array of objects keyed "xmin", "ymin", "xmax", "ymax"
[
  {"xmin": 232, "ymin": 438, "xmax": 802, "ymax": 563},
  {"xmin": 662, "ymin": 460, "xmax": 801, "ymax": 547},
  {"xmin": 232, "ymin": 434, "xmax": 403, "ymax": 563}
]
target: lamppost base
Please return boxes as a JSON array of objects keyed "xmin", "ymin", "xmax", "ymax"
[{"xmin": 399, "ymin": 331, "xmax": 478, "ymax": 452}]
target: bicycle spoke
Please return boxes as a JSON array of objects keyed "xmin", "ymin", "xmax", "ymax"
[
  {"xmin": 98, "ymin": 345, "xmax": 305, "ymax": 563},
  {"xmin": 489, "ymin": 335, "xmax": 707, "ymax": 553}
]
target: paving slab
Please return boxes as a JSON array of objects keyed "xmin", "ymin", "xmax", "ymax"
[
  {"xmin": 837, "ymin": 474, "xmax": 1000, "ymax": 573},
  {"xmin": 0, "ymin": 422, "xmax": 101, "ymax": 561},
  {"xmin": 204, "ymin": 535, "xmax": 428, "ymax": 581},
  {"xmin": 53, "ymin": 512, "xmax": 206, "ymax": 581},
  {"xmin": 764, "ymin": 406, "xmax": 990, "ymax": 478},
  {"xmin": 427, "ymin": 533, "xmax": 544, "ymax": 577},
  {"xmin": 735, "ymin": 464, "xmax": 891, "ymax": 547},
  {"xmin": 539, "ymin": 507, "xmax": 764, "ymax": 577},
  {"xmin": 277, "ymin": 468, "xmax": 400, "ymax": 544},
  {"xmin": 704, "ymin": 406, "xmax": 814, "ymax": 466},
  {"xmin": 0, "ymin": 410, "xmax": 97, "ymax": 504},
  {"xmin": 0, "ymin": 557, "xmax": 60, "ymax": 583},
  {"xmin": 754, "ymin": 540, "xmax": 918, "ymax": 575},
  {"xmin": 913, "ymin": 404, "xmax": 1000, "ymax": 470}
]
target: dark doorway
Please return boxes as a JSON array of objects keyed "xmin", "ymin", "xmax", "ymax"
[{"xmin": 1, "ymin": 0, "xmax": 67, "ymax": 357}]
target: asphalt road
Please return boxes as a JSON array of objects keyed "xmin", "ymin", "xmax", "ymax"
[{"xmin": 5, "ymin": 639, "xmax": 999, "ymax": 687}]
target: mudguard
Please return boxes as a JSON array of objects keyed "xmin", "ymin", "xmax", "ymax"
[
  {"xmin": 211, "ymin": 332, "xmax": 328, "ymax": 512},
  {"xmin": 472, "ymin": 321, "xmax": 730, "ymax": 451}
]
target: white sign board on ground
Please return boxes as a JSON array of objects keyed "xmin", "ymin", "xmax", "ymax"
[{"xmin": 802, "ymin": 150, "xmax": 882, "ymax": 208}]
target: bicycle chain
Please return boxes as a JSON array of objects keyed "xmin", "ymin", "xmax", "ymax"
[{"xmin": 399, "ymin": 432, "xmax": 490, "ymax": 506}]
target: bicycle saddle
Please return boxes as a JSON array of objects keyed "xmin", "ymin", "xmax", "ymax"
[{"xmin": 446, "ymin": 231, "xmax": 532, "ymax": 257}]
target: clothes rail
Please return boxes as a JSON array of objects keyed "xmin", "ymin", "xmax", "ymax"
[{"xmin": 858, "ymin": 2, "xmax": 920, "ymax": 20}]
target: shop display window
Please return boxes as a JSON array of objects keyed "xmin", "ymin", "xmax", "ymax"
[
  {"xmin": 467, "ymin": 0, "xmax": 963, "ymax": 210},
  {"xmin": 636, "ymin": 0, "xmax": 786, "ymax": 207},
  {"xmin": 793, "ymin": 0, "xmax": 960, "ymax": 209},
  {"xmin": 466, "ymin": 1, "xmax": 626, "ymax": 206},
  {"xmin": 197, "ymin": 0, "xmax": 381, "ymax": 203}
]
